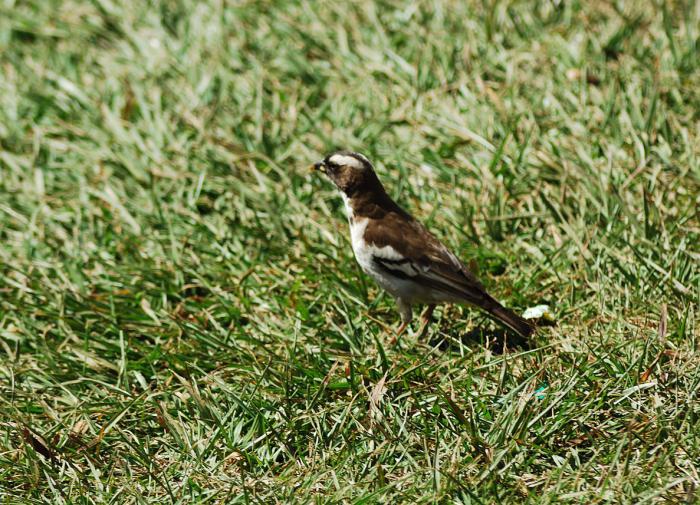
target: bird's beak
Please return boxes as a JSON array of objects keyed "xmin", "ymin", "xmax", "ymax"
[{"xmin": 312, "ymin": 161, "xmax": 326, "ymax": 174}]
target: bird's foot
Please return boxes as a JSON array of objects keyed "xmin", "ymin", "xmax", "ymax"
[
  {"xmin": 416, "ymin": 304, "xmax": 436, "ymax": 339},
  {"xmin": 389, "ymin": 321, "xmax": 410, "ymax": 345}
]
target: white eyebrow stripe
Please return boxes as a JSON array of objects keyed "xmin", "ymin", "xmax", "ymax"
[
  {"xmin": 328, "ymin": 154, "xmax": 365, "ymax": 169},
  {"xmin": 353, "ymin": 152, "xmax": 370, "ymax": 165}
]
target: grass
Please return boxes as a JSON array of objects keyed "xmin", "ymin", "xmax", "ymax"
[{"xmin": 1, "ymin": 0, "xmax": 699, "ymax": 502}]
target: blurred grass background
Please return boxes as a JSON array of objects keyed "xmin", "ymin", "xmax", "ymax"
[{"xmin": 0, "ymin": 0, "xmax": 699, "ymax": 502}]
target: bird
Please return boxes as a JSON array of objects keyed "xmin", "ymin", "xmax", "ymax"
[{"xmin": 313, "ymin": 150, "xmax": 535, "ymax": 339}]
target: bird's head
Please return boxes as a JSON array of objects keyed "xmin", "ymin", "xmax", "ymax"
[{"xmin": 313, "ymin": 151, "xmax": 377, "ymax": 195}]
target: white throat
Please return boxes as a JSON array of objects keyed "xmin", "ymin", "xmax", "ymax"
[{"xmin": 340, "ymin": 192, "xmax": 354, "ymax": 221}]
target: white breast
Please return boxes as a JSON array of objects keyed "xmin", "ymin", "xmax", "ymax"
[{"xmin": 342, "ymin": 197, "xmax": 423, "ymax": 302}]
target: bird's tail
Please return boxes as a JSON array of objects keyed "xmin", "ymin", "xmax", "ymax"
[{"xmin": 487, "ymin": 302, "xmax": 535, "ymax": 339}]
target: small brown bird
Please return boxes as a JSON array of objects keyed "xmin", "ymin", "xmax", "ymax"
[{"xmin": 314, "ymin": 150, "xmax": 534, "ymax": 339}]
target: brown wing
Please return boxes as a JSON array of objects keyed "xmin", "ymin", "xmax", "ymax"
[
  {"xmin": 361, "ymin": 206, "xmax": 535, "ymax": 338},
  {"xmin": 364, "ymin": 211, "xmax": 494, "ymax": 307}
]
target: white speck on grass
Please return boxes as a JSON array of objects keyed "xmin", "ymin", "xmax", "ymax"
[{"xmin": 523, "ymin": 304, "xmax": 554, "ymax": 321}]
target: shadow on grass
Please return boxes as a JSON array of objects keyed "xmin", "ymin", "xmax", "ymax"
[
  {"xmin": 464, "ymin": 326, "xmax": 532, "ymax": 353},
  {"xmin": 430, "ymin": 325, "xmax": 533, "ymax": 353}
]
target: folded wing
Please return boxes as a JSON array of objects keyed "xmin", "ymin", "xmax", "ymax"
[
  {"xmin": 368, "ymin": 218, "xmax": 493, "ymax": 306},
  {"xmin": 362, "ymin": 209, "xmax": 534, "ymax": 338},
  {"xmin": 373, "ymin": 244, "xmax": 492, "ymax": 306}
]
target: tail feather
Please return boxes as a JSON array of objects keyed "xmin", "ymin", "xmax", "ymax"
[{"xmin": 487, "ymin": 303, "xmax": 535, "ymax": 339}]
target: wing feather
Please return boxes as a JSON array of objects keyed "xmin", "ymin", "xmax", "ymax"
[
  {"xmin": 360, "ymin": 206, "xmax": 533, "ymax": 337},
  {"xmin": 368, "ymin": 217, "xmax": 491, "ymax": 306}
]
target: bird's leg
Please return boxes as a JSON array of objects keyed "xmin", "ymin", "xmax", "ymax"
[
  {"xmin": 389, "ymin": 321, "xmax": 409, "ymax": 345},
  {"xmin": 395, "ymin": 321, "xmax": 409, "ymax": 337},
  {"xmin": 389, "ymin": 298, "xmax": 413, "ymax": 345},
  {"xmin": 417, "ymin": 304, "xmax": 437, "ymax": 338}
]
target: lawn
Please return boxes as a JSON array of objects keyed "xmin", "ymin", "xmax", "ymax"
[{"xmin": 1, "ymin": 0, "xmax": 699, "ymax": 503}]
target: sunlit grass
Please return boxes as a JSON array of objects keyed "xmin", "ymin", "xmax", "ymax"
[{"xmin": 0, "ymin": 0, "xmax": 699, "ymax": 502}]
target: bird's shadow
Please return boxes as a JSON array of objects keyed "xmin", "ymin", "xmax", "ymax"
[{"xmin": 430, "ymin": 325, "xmax": 532, "ymax": 354}]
